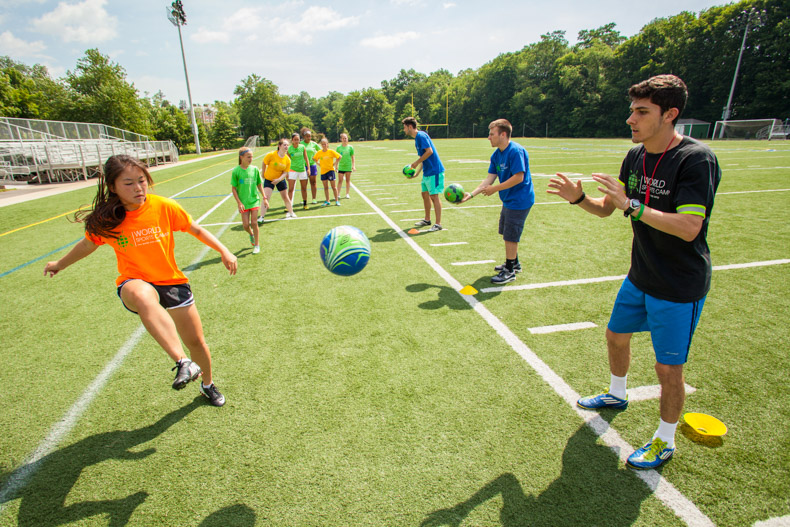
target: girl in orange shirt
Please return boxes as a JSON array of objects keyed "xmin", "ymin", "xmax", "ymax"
[{"xmin": 44, "ymin": 155, "xmax": 237, "ymax": 406}]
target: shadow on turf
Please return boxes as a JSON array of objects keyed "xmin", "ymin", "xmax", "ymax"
[
  {"xmin": 183, "ymin": 247, "xmax": 253, "ymax": 273},
  {"xmin": 199, "ymin": 504, "xmax": 256, "ymax": 526},
  {"xmin": 406, "ymin": 277, "xmax": 501, "ymax": 310},
  {"xmin": 0, "ymin": 398, "xmax": 203, "ymax": 526},
  {"xmin": 420, "ymin": 424, "xmax": 654, "ymax": 526}
]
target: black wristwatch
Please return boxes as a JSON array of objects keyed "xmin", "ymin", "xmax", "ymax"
[{"xmin": 623, "ymin": 198, "xmax": 640, "ymax": 217}]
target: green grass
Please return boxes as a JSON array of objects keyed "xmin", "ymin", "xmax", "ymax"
[{"xmin": 0, "ymin": 138, "xmax": 788, "ymax": 526}]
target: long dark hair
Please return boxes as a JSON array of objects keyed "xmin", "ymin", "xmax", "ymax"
[{"xmin": 75, "ymin": 155, "xmax": 153, "ymax": 240}]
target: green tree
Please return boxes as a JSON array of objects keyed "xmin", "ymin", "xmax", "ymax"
[
  {"xmin": 342, "ymin": 87, "xmax": 393, "ymax": 140},
  {"xmin": 234, "ymin": 74, "xmax": 287, "ymax": 145},
  {"xmin": 62, "ymin": 49, "xmax": 150, "ymax": 135},
  {"xmin": 209, "ymin": 108, "xmax": 238, "ymax": 150}
]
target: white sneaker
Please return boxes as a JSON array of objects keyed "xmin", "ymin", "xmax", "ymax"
[
  {"xmin": 287, "ymin": 212, "xmax": 297, "ymax": 219},
  {"xmin": 252, "ymin": 245, "xmax": 260, "ymax": 254},
  {"xmin": 257, "ymin": 216, "xmax": 265, "ymax": 225},
  {"xmin": 428, "ymin": 224, "xmax": 443, "ymax": 232},
  {"xmin": 345, "ymin": 194, "xmax": 350, "ymax": 199}
]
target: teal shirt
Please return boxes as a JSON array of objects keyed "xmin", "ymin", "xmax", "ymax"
[
  {"xmin": 337, "ymin": 145, "xmax": 355, "ymax": 172},
  {"xmin": 288, "ymin": 144, "xmax": 307, "ymax": 172}
]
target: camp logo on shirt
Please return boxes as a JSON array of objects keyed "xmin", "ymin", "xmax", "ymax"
[
  {"xmin": 114, "ymin": 226, "xmax": 171, "ymax": 250},
  {"xmin": 116, "ymin": 233, "xmax": 130, "ymax": 251},
  {"xmin": 627, "ymin": 170, "xmax": 640, "ymax": 193}
]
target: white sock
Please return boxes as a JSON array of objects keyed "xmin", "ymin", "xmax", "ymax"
[
  {"xmin": 202, "ymin": 382, "xmax": 213, "ymax": 389},
  {"xmin": 609, "ymin": 373, "xmax": 627, "ymax": 399},
  {"xmin": 653, "ymin": 419, "xmax": 678, "ymax": 449}
]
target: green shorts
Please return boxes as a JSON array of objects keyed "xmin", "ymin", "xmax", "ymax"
[{"xmin": 421, "ymin": 172, "xmax": 445, "ymax": 195}]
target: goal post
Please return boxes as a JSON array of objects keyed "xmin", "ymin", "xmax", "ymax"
[{"xmin": 712, "ymin": 119, "xmax": 783, "ymax": 140}]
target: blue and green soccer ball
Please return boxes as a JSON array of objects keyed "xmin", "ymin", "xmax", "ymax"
[
  {"xmin": 444, "ymin": 183, "xmax": 465, "ymax": 203},
  {"xmin": 320, "ymin": 226, "xmax": 371, "ymax": 276},
  {"xmin": 402, "ymin": 164, "xmax": 416, "ymax": 178}
]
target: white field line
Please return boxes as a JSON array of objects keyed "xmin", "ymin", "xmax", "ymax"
[
  {"xmin": 349, "ymin": 181, "xmax": 714, "ymax": 527},
  {"xmin": 451, "ymin": 260, "xmax": 496, "ymax": 266},
  {"xmin": 481, "ymin": 259, "xmax": 790, "ymax": 294},
  {"xmin": 628, "ymin": 384, "xmax": 697, "ymax": 403},
  {"xmin": 754, "ymin": 515, "xmax": 790, "ymax": 527},
  {"xmin": 391, "ymin": 201, "xmax": 567, "ymax": 214},
  {"xmin": 431, "ymin": 242, "xmax": 468, "ymax": 247},
  {"xmin": 717, "ymin": 189, "xmax": 790, "ymax": 195},
  {"xmin": 200, "ymin": 211, "xmax": 378, "ymax": 227},
  {"xmin": 0, "ymin": 181, "xmax": 237, "ymax": 515},
  {"xmin": 528, "ymin": 321, "xmax": 597, "ymax": 334}
]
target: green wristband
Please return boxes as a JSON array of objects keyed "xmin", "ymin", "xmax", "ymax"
[{"xmin": 632, "ymin": 203, "xmax": 645, "ymax": 221}]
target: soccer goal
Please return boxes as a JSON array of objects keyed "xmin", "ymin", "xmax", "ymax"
[{"xmin": 712, "ymin": 119, "xmax": 788, "ymax": 140}]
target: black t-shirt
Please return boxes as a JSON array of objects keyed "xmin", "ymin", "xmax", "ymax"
[{"xmin": 618, "ymin": 137, "xmax": 721, "ymax": 302}]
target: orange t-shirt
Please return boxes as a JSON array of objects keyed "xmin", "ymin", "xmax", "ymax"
[{"xmin": 86, "ymin": 194, "xmax": 193, "ymax": 286}]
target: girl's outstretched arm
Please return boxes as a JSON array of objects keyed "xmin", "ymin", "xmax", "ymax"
[
  {"xmin": 44, "ymin": 237, "xmax": 99, "ymax": 277},
  {"xmin": 187, "ymin": 221, "xmax": 238, "ymax": 275}
]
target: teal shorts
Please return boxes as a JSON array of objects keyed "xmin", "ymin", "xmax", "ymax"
[{"xmin": 421, "ymin": 172, "xmax": 445, "ymax": 195}]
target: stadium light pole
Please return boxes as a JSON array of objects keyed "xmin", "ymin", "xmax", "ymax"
[
  {"xmin": 720, "ymin": 8, "xmax": 763, "ymax": 136},
  {"xmin": 167, "ymin": 1, "xmax": 201, "ymax": 154}
]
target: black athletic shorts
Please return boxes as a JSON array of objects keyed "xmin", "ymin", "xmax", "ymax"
[{"xmin": 117, "ymin": 279, "xmax": 194, "ymax": 314}]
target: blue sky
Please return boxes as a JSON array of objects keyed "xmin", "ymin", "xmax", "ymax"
[{"xmin": 0, "ymin": 0, "xmax": 731, "ymax": 105}]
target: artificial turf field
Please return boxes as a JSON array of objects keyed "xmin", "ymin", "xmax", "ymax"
[{"xmin": 0, "ymin": 137, "xmax": 788, "ymax": 526}]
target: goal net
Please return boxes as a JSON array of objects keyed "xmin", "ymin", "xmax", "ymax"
[{"xmin": 712, "ymin": 119, "xmax": 785, "ymax": 140}]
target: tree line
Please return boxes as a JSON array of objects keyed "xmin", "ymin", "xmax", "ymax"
[{"xmin": 1, "ymin": 0, "xmax": 787, "ymax": 148}]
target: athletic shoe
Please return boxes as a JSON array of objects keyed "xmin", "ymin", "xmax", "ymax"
[
  {"xmin": 626, "ymin": 438, "xmax": 674, "ymax": 470},
  {"xmin": 428, "ymin": 223, "xmax": 443, "ymax": 232},
  {"xmin": 286, "ymin": 212, "xmax": 297, "ymax": 219},
  {"xmin": 257, "ymin": 216, "xmax": 265, "ymax": 225},
  {"xmin": 490, "ymin": 268, "xmax": 516, "ymax": 284},
  {"xmin": 199, "ymin": 383, "xmax": 226, "ymax": 407},
  {"xmin": 303, "ymin": 204, "xmax": 309, "ymax": 210},
  {"xmin": 252, "ymin": 245, "xmax": 260, "ymax": 254},
  {"xmin": 311, "ymin": 199, "xmax": 317, "ymax": 204},
  {"xmin": 415, "ymin": 219, "xmax": 431, "ymax": 227},
  {"xmin": 321, "ymin": 201, "xmax": 330, "ymax": 207},
  {"xmin": 576, "ymin": 392, "xmax": 629, "ymax": 410},
  {"xmin": 345, "ymin": 194, "xmax": 350, "ymax": 199},
  {"xmin": 495, "ymin": 261, "xmax": 522, "ymax": 273},
  {"xmin": 336, "ymin": 200, "xmax": 341, "ymax": 206},
  {"xmin": 171, "ymin": 359, "xmax": 201, "ymax": 390},
  {"xmin": 249, "ymin": 234, "xmax": 255, "ymax": 246}
]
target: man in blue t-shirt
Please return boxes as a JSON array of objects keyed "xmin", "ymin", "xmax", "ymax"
[
  {"xmin": 462, "ymin": 119, "xmax": 534, "ymax": 284},
  {"xmin": 548, "ymin": 74, "xmax": 721, "ymax": 470},
  {"xmin": 402, "ymin": 117, "xmax": 445, "ymax": 232}
]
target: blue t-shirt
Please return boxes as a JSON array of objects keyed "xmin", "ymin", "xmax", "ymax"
[
  {"xmin": 488, "ymin": 141, "xmax": 534, "ymax": 210},
  {"xmin": 415, "ymin": 130, "xmax": 444, "ymax": 176}
]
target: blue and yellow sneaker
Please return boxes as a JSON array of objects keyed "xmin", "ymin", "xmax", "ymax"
[
  {"xmin": 627, "ymin": 438, "xmax": 675, "ymax": 470},
  {"xmin": 577, "ymin": 391, "xmax": 629, "ymax": 410}
]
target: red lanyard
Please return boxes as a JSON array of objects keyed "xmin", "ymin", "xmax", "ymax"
[{"xmin": 642, "ymin": 135, "xmax": 679, "ymax": 205}]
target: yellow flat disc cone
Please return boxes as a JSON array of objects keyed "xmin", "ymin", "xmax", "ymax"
[
  {"xmin": 684, "ymin": 412, "xmax": 727, "ymax": 436},
  {"xmin": 459, "ymin": 285, "xmax": 478, "ymax": 295},
  {"xmin": 407, "ymin": 228, "xmax": 419, "ymax": 234}
]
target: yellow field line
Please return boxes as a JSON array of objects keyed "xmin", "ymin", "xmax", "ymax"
[{"xmin": 0, "ymin": 158, "xmax": 233, "ymax": 239}]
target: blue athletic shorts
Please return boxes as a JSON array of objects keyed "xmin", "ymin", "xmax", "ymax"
[
  {"xmin": 309, "ymin": 164, "xmax": 318, "ymax": 177},
  {"xmin": 421, "ymin": 172, "xmax": 445, "ymax": 195},
  {"xmin": 498, "ymin": 206, "xmax": 531, "ymax": 243},
  {"xmin": 321, "ymin": 170, "xmax": 336, "ymax": 181},
  {"xmin": 608, "ymin": 277, "xmax": 706, "ymax": 365}
]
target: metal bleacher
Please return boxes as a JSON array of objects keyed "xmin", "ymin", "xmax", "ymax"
[{"xmin": 0, "ymin": 117, "xmax": 179, "ymax": 184}]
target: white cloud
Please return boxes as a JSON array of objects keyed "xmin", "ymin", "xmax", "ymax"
[
  {"xmin": 360, "ymin": 31, "xmax": 418, "ymax": 49},
  {"xmin": 0, "ymin": 31, "xmax": 47, "ymax": 58},
  {"xmin": 191, "ymin": 28, "xmax": 230, "ymax": 44},
  {"xmin": 443, "ymin": 2, "xmax": 457, "ymax": 7},
  {"xmin": 190, "ymin": 5, "xmax": 358, "ymax": 46},
  {"xmin": 31, "ymin": 0, "xmax": 117, "ymax": 43}
]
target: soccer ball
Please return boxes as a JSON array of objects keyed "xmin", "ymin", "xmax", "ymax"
[
  {"xmin": 444, "ymin": 183, "xmax": 465, "ymax": 203},
  {"xmin": 402, "ymin": 164, "xmax": 416, "ymax": 178},
  {"xmin": 320, "ymin": 226, "xmax": 371, "ymax": 276}
]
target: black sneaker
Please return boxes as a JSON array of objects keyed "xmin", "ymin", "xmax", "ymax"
[
  {"xmin": 414, "ymin": 219, "xmax": 431, "ymax": 227},
  {"xmin": 491, "ymin": 268, "xmax": 516, "ymax": 284},
  {"xmin": 171, "ymin": 359, "xmax": 201, "ymax": 390},
  {"xmin": 494, "ymin": 262, "xmax": 522, "ymax": 273},
  {"xmin": 199, "ymin": 383, "xmax": 226, "ymax": 406}
]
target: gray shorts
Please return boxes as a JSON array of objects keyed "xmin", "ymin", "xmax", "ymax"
[{"xmin": 498, "ymin": 206, "xmax": 531, "ymax": 243}]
